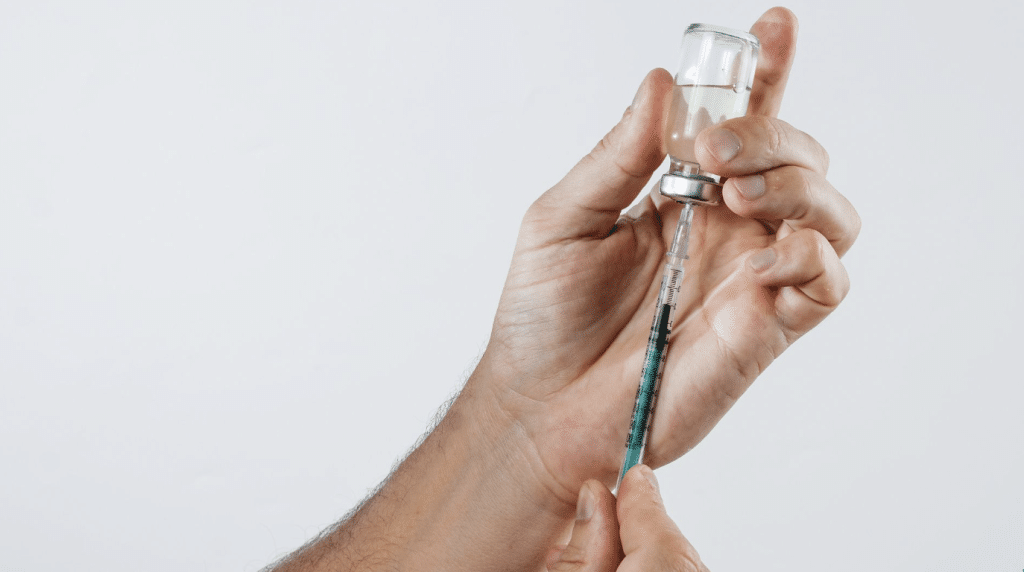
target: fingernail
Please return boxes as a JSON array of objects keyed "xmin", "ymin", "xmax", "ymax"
[
  {"xmin": 735, "ymin": 175, "xmax": 765, "ymax": 200},
  {"xmin": 749, "ymin": 248, "xmax": 777, "ymax": 272},
  {"xmin": 705, "ymin": 128, "xmax": 741, "ymax": 162},
  {"xmin": 576, "ymin": 483, "xmax": 595, "ymax": 522},
  {"xmin": 639, "ymin": 464, "xmax": 659, "ymax": 492}
]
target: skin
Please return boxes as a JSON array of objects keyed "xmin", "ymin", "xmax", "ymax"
[
  {"xmin": 268, "ymin": 7, "xmax": 860, "ymax": 572},
  {"xmin": 477, "ymin": 5, "xmax": 857, "ymax": 502},
  {"xmin": 547, "ymin": 466, "xmax": 709, "ymax": 572}
]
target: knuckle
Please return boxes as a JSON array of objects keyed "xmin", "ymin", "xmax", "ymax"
[
  {"xmin": 838, "ymin": 271, "xmax": 852, "ymax": 303},
  {"xmin": 809, "ymin": 227, "xmax": 832, "ymax": 253},
  {"xmin": 521, "ymin": 194, "xmax": 552, "ymax": 230},
  {"xmin": 848, "ymin": 202, "xmax": 863, "ymax": 245},
  {"xmin": 818, "ymin": 143, "xmax": 831, "ymax": 174},
  {"xmin": 811, "ymin": 134, "xmax": 827, "ymax": 171},
  {"xmin": 793, "ymin": 166, "xmax": 814, "ymax": 199},
  {"xmin": 801, "ymin": 229, "xmax": 850, "ymax": 306},
  {"xmin": 665, "ymin": 550, "xmax": 704, "ymax": 572},
  {"xmin": 587, "ymin": 129, "xmax": 649, "ymax": 187},
  {"xmin": 797, "ymin": 127, "xmax": 830, "ymax": 174},
  {"xmin": 680, "ymin": 545, "xmax": 707, "ymax": 572},
  {"xmin": 805, "ymin": 229, "xmax": 832, "ymax": 267},
  {"xmin": 784, "ymin": 167, "xmax": 814, "ymax": 220},
  {"xmin": 551, "ymin": 544, "xmax": 586, "ymax": 568},
  {"xmin": 821, "ymin": 266, "xmax": 851, "ymax": 308},
  {"xmin": 756, "ymin": 116, "xmax": 788, "ymax": 159},
  {"xmin": 590, "ymin": 133, "xmax": 613, "ymax": 161}
]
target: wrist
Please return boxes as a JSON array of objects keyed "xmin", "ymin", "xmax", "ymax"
[
  {"xmin": 453, "ymin": 360, "xmax": 578, "ymax": 513},
  {"xmin": 460, "ymin": 354, "xmax": 593, "ymax": 508},
  {"xmin": 373, "ymin": 371, "xmax": 574, "ymax": 570},
  {"xmin": 468, "ymin": 349, "xmax": 630, "ymax": 499},
  {"xmin": 328, "ymin": 362, "xmax": 576, "ymax": 572}
]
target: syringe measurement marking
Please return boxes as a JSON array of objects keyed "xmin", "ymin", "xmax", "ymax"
[
  {"xmin": 664, "ymin": 266, "xmax": 682, "ymax": 307},
  {"xmin": 618, "ymin": 206, "xmax": 691, "ymax": 487},
  {"xmin": 621, "ymin": 297, "xmax": 673, "ymax": 473}
]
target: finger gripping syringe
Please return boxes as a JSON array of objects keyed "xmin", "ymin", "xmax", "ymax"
[{"xmin": 616, "ymin": 23, "xmax": 759, "ymax": 488}]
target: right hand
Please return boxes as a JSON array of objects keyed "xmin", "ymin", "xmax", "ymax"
[{"xmin": 546, "ymin": 465, "xmax": 709, "ymax": 572}]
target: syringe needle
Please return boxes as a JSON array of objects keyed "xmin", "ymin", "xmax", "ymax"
[{"xmin": 616, "ymin": 202, "xmax": 695, "ymax": 489}]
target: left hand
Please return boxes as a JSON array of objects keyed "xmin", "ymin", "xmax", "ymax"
[
  {"xmin": 547, "ymin": 466, "xmax": 709, "ymax": 572},
  {"xmin": 462, "ymin": 7, "xmax": 860, "ymax": 506}
]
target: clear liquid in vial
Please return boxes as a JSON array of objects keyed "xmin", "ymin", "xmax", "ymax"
[{"xmin": 664, "ymin": 85, "xmax": 751, "ymax": 171}]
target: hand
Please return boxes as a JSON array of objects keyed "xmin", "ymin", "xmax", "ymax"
[
  {"xmin": 465, "ymin": 7, "xmax": 860, "ymax": 504},
  {"xmin": 271, "ymin": 8, "xmax": 859, "ymax": 572},
  {"xmin": 547, "ymin": 465, "xmax": 709, "ymax": 572}
]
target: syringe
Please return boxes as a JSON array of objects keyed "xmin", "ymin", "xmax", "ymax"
[
  {"xmin": 615, "ymin": 23, "xmax": 759, "ymax": 488},
  {"xmin": 616, "ymin": 200, "xmax": 695, "ymax": 488}
]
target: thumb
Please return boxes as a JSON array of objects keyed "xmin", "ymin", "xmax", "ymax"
[
  {"xmin": 547, "ymin": 480, "xmax": 623, "ymax": 572},
  {"xmin": 527, "ymin": 68, "xmax": 672, "ymax": 243},
  {"xmin": 617, "ymin": 465, "xmax": 708, "ymax": 571}
]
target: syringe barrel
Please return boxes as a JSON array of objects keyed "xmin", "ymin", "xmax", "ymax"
[
  {"xmin": 616, "ymin": 260, "xmax": 685, "ymax": 488},
  {"xmin": 616, "ymin": 203, "xmax": 696, "ymax": 488}
]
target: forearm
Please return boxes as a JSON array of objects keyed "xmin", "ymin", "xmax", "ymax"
[{"xmin": 270, "ymin": 367, "xmax": 574, "ymax": 572}]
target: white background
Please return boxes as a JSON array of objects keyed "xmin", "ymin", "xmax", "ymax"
[{"xmin": 1, "ymin": 0, "xmax": 1022, "ymax": 570}]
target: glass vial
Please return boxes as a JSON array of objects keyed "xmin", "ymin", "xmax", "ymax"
[{"xmin": 663, "ymin": 24, "xmax": 759, "ymax": 185}]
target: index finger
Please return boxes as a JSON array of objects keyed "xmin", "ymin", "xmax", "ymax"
[{"xmin": 746, "ymin": 7, "xmax": 799, "ymax": 118}]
